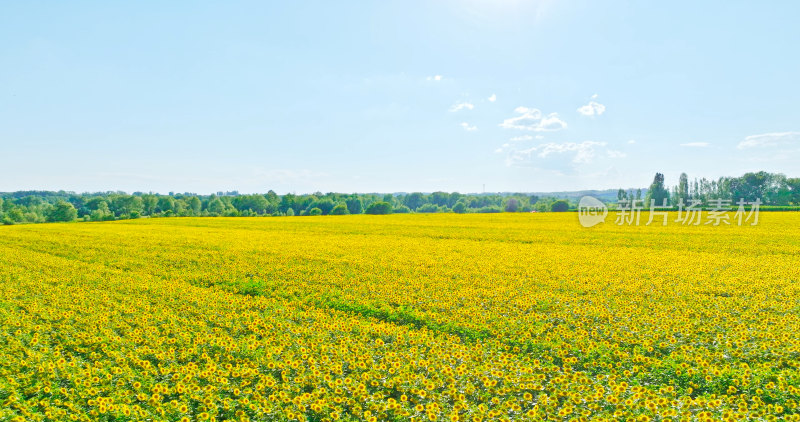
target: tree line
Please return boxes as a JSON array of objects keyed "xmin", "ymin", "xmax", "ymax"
[
  {"xmin": 0, "ymin": 190, "xmax": 570, "ymax": 224},
  {"xmin": 2, "ymin": 171, "xmax": 797, "ymax": 225},
  {"xmin": 620, "ymin": 171, "xmax": 800, "ymax": 208}
]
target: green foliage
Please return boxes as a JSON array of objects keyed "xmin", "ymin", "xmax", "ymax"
[
  {"xmin": 309, "ymin": 199, "xmax": 335, "ymax": 215},
  {"xmin": 4, "ymin": 169, "xmax": 800, "ymax": 226},
  {"xmin": 308, "ymin": 207, "xmax": 323, "ymax": 216},
  {"xmin": 232, "ymin": 194, "xmax": 271, "ymax": 215},
  {"xmin": 345, "ymin": 196, "xmax": 363, "ymax": 214},
  {"xmin": 645, "ymin": 172, "xmax": 670, "ymax": 206},
  {"xmin": 471, "ymin": 206, "xmax": 502, "ymax": 213},
  {"xmin": 504, "ymin": 198, "xmax": 520, "ymax": 212},
  {"xmin": 365, "ymin": 202, "xmax": 392, "ymax": 215},
  {"xmin": 47, "ymin": 201, "xmax": 77, "ymax": 222},
  {"xmin": 403, "ymin": 192, "xmax": 425, "ymax": 210},
  {"xmin": 416, "ymin": 203, "xmax": 441, "ymax": 213},
  {"xmin": 330, "ymin": 204, "xmax": 349, "ymax": 215},
  {"xmin": 550, "ymin": 200, "xmax": 570, "ymax": 212}
]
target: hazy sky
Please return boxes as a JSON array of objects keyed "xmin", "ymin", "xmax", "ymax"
[{"xmin": 2, "ymin": 1, "xmax": 799, "ymax": 194}]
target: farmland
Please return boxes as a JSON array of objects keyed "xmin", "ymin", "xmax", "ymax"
[{"xmin": 1, "ymin": 214, "xmax": 799, "ymax": 421}]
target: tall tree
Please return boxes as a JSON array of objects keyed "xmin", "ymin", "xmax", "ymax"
[
  {"xmin": 677, "ymin": 173, "xmax": 689, "ymax": 204},
  {"xmin": 645, "ymin": 173, "xmax": 669, "ymax": 206}
]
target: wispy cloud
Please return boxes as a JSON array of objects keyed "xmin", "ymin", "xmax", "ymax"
[
  {"xmin": 488, "ymin": 94, "xmax": 496, "ymax": 102},
  {"xmin": 499, "ymin": 107, "xmax": 567, "ymax": 132},
  {"xmin": 737, "ymin": 131, "xmax": 800, "ymax": 149},
  {"xmin": 627, "ymin": 139, "xmax": 636, "ymax": 144},
  {"xmin": 460, "ymin": 122, "xmax": 477, "ymax": 131},
  {"xmin": 426, "ymin": 75, "xmax": 443, "ymax": 81},
  {"xmin": 680, "ymin": 142, "xmax": 710, "ymax": 147},
  {"xmin": 509, "ymin": 135, "xmax": 542, "ymax": 142},
  {"xmin": 505, "ymin": 141, "xmax": 624, "ymax": 167},
  {"xmin": 533, "ymin": 141, "xmax": 606, "ymax": 163},
  {"xmin": 450, "ymin": 102, "xmax": 475, "ymax": 112},
  {"xmin": 577, "ymin": 100, "xmax": 606, "ymax": 116}
]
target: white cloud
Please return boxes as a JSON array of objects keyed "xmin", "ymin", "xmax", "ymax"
[
  {"xmin": 737, "ymin": 131, "xmax": 800, "ymax": 149},
  {"xmin": 450, "ymin": 102, "xmax": 475, "ymax": 112},
  {"xmin": 460, "ymin": 122, "xmax": 477, "ymax": 131},
  {"xmin": 627, "ymin": 139, "xmax": 636, "ymax": 144},
  {"xmin": 680, "ymin": 142, "xmax": 710, "ymax": 147},
  {"xmin": 499, "ymin": 107, "xmax": 567, "ymax": 132},
  {"xmin": 488, "ymin": 94, "xmax": 497, "ymax": 102},
  {"xmin": 606, "ymin": 150, "xmax": 627, "ymax": 158},
  {"xmin": 577, "ymin": 101, "xmax": 606, "ymax": 116},
  {"xmin": 591, "ymin": 93, "xmax": 598, "ymax": 99},
  {"xmin": 506, "ymin": 141, "xmax": 608, "ymax": 167},
  {"xmin": 426, "ymin": 75, "xmax": 443, "ymax": 81}
]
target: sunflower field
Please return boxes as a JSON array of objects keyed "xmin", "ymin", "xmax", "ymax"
[{"xmin": 1, "ymin": 213, "xmax": 799, "ymax": 421}]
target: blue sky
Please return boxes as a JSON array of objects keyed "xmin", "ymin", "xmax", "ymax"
[{"xmin": 2, "ymin": 0, "xmax": 799, "ymax": 194}]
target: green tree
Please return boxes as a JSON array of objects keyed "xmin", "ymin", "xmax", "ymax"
[
  {"xmin": 403, "ymin": 192, "xmax": 425, "ymax": 210},
  {"xmin": 453, "ymin": 202, "xmax": 467, "ymax": 214},
  {"xmin": 308, "ymin": 207, "xmax": 323, "ymax": 216},
  {"xmin": 207, "ymin": 198, "xmax": 225, "ymax": 215},
  {"xmin": 8, "ymin": 208, "xmax": 25, "ymax": 223},
  {"xmin": 417, "ymin": 203, "xmax": 440, "ymax": 213},
  {"xmin": 550, "ymin": 200, "xmax": 569, "ymax": 212},
  {"xmin": 365, "ymin": 201, "xmax": 392, "ymax": 215},
  {"xmin": 310, "ymin": 199, "xmax": 335, "ymax": 215},
  {"xmin": 90, "ymin": 201, "xmax": 113, "ymax": 221},
  {"xmin": 644, "ymin": 172, "xmax": 670, "ymax": 206},
  {"xmin": 47, "ymin": 201, "xmax": 77, "ymax": 222},
  {"xmin": 504, "ymin": 198, "xmax": 520, "ymax": 212},
  {"xmin": 110, "ymin": 195, "xmax": 143, "ymax": 217},
  {"xmin": 279, "ymin": 193, "xmax": 296, "ymax": 214},
  {"xmin": 677, "ymin": 173, "xmax": 689, "ymax": 204},
  {"xmin": 156, "ymin": 196, "xmax": 176, "ymax": 214},
  {"xmin": 141, "ymin": 194, "xmax": 158, "ymax": 215},
  {"xmin": 188, "ymin": 196, "xmax": 202, "ymax": 215},
  {"xmin": 233, "ymin": 195, "xmax": 269, "ymax": 215},
  {"xmin": 345, "ymin": 196, "xmax": 363, "ymax": 214},
  {"xmin": 330, "ymin": 204, "xmax": 349, "ymax": 215},
  {"xmin": 431, "ymin": 191, "xmax": 449, "ymax": 207}
]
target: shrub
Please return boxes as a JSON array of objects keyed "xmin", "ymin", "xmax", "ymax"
[{"xmin": 308, "ymin": 207, "xmax": 323, "ymax": 216}]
